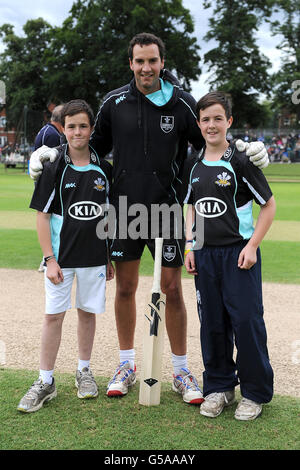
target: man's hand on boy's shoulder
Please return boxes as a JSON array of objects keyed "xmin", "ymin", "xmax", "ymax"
[
  {"xmin": 235, "ymin": 139, "xmax": 269, "ymax": 169},
  {"xmin": 29, "ymin": 145, "xmax": 59, "ymax": 180}
]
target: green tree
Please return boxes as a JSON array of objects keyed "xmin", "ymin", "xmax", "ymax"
[
  {"xmin": 47, "ymin": 0, "xmax": 201, "ymax": 109},
  {"xmin": 0, "ymin": 0, "xmax": 201, "ymax": 133},
  {"xmin": 0, "ymin": 19, "xmax": 54, "ymax": 133},
  {"xmin": 203, "ymin": 0, "xmax": 274, "ymax": 128},
  {"xmin": 270, "ymin": 0, "xmax": 300, "ymax": 125}
]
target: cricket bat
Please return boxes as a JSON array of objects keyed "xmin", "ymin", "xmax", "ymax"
[{"xmin": 139, "ymin": 238, "xmax": 166, "ymax": 406}]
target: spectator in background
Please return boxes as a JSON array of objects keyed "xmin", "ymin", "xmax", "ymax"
[
  {"xmin": 295, "ymin": 138, "xmax": 300, "ymax": 160},
  {"xmin": 282, "ymin": 135, "xmax": 287, "ymax": 147},
  {"xmin": 1, "ymin": 143, "xmax": 10, "ymax": 156},
  {"xmin": 280, "ymin": 149, "xmax": 290, "ymax": 163},
  {"xmin": 34, "ymin": 105, "xmax": 64, "ymax": 151},
  {"xmin": 227, "ymin": 131, "xmax": 233, "ymax": 142},
  {"xmin": 267, "ymin": 144, "xmax": 275, "ymax": 163},
  {"xmin": 288, "ymin": 134, "xmax": 296, "ymax": 150}
]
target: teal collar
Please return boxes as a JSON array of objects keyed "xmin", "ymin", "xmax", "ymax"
[{"xmin": 145, "ymin": 78, "xmax": 173, "ymax": 106}]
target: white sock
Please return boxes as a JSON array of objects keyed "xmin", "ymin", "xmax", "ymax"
[
  {"xmin": 39, "ymin": 369, "xmax": 54, "ymax": 385},
  {"xmin": 119, "ymin": 349, "xmax": 135, "ymax": 370},
  {"xmin": 172, "ymin": 354, "xmax": 188, "ymax": 376},
  {"xmin": 78, "ymin": 359, "xmax": 90, "ymax": 371}
]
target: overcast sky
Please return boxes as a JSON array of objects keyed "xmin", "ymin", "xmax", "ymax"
[{"xmin": 0, "ymin": 0, "xmax": 282, "ymax": 99}]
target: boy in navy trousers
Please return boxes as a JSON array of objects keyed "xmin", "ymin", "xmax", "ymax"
[{"xmin": 184, "ymin": 92, "xmax": 275, "ymax": 420}]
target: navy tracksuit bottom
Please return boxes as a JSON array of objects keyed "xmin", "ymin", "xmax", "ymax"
[{"xmin": 194, "ymin": 242, "xmax": 273, "ymax": 403}]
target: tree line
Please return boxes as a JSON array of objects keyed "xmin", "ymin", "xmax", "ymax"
[{"xmin": 0, "ymin": 0, "xmax": 299, "ymax": 139}]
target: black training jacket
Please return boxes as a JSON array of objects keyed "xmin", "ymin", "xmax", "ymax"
[{"xmin": 90, "ymin": 70, "xmax": 204, "ymax": 207}]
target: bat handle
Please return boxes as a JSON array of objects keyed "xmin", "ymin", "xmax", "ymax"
[{"xmin": 152, "ymin": 238, "xmax": 163, "ymax": 293}]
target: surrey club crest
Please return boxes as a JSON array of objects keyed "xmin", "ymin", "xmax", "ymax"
[
  {"xmin": 94, "ymin": 177, "xmax": 105, "ymax": 191},
  {"xmin": 215, "ymin": 172, "xmax": 231, "ymax": 187},
  {"xmin": 163, "ymin": 245, "xmax": 176, "ymax": 262},
  {"xmin": 160, "ymin": 116, "xmax": 174, "ymax": 133}
]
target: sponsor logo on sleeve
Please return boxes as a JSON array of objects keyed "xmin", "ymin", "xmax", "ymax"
[
  {"xmin": 115, "ymin": 94, "xmax": 126, "ymax": 105},
  {"xmin": 111, "ymin": 251, "xmax": 123, "ymax": 257},
  {"xmin": 65, "ymin": 182, "xmax": 76, "ymax": 189}
]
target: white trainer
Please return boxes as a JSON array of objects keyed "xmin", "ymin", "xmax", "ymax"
[
  {"xmin": 106, "ymin": 361, "xmax": 136, "ymax": 397},
  {"xmin": 172, "ymin": 368, "xmax": 204, "ymax": 404},
  {"xmin": 200, "ymin": 390, "xmax": 236, "ymax": 418},
  {"xmin": 234, "ymin": 397, "xmax": 262, "ymax": 421},
  {"xmin": 75, "ymin": 367, "xmax": 98, "ymax": 399}
]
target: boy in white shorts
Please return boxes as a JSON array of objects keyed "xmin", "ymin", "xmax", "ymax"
[{"xmin": 18, "ymin": 100, "xmax": 114, "ymax": 413}]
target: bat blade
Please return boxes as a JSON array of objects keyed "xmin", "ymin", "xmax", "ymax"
[
  {"xmin": 139, "ymin": 291, "xmax": 166, "ymax": 406},
  {"xmin": 139, "ymin": 238, "xmax": 165, "ymax": 406}
]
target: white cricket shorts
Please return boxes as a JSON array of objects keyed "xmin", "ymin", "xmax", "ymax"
[{"xmin": 44, "ymin": 265, "xmax": 106, "ymax": 315}]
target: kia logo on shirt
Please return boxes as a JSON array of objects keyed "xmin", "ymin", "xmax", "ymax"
[
  {"xmin": 195, "ymin": 197, "xmax": 227, "ymax": 218},
  {"xmin": 68, "ymin": 201, "xmax": 102, "ymax": 220}
]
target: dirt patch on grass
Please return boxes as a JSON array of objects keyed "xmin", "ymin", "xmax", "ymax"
[{"xmin": 0, "ymin": 268, "xmax": 299, "ymax": 398}]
